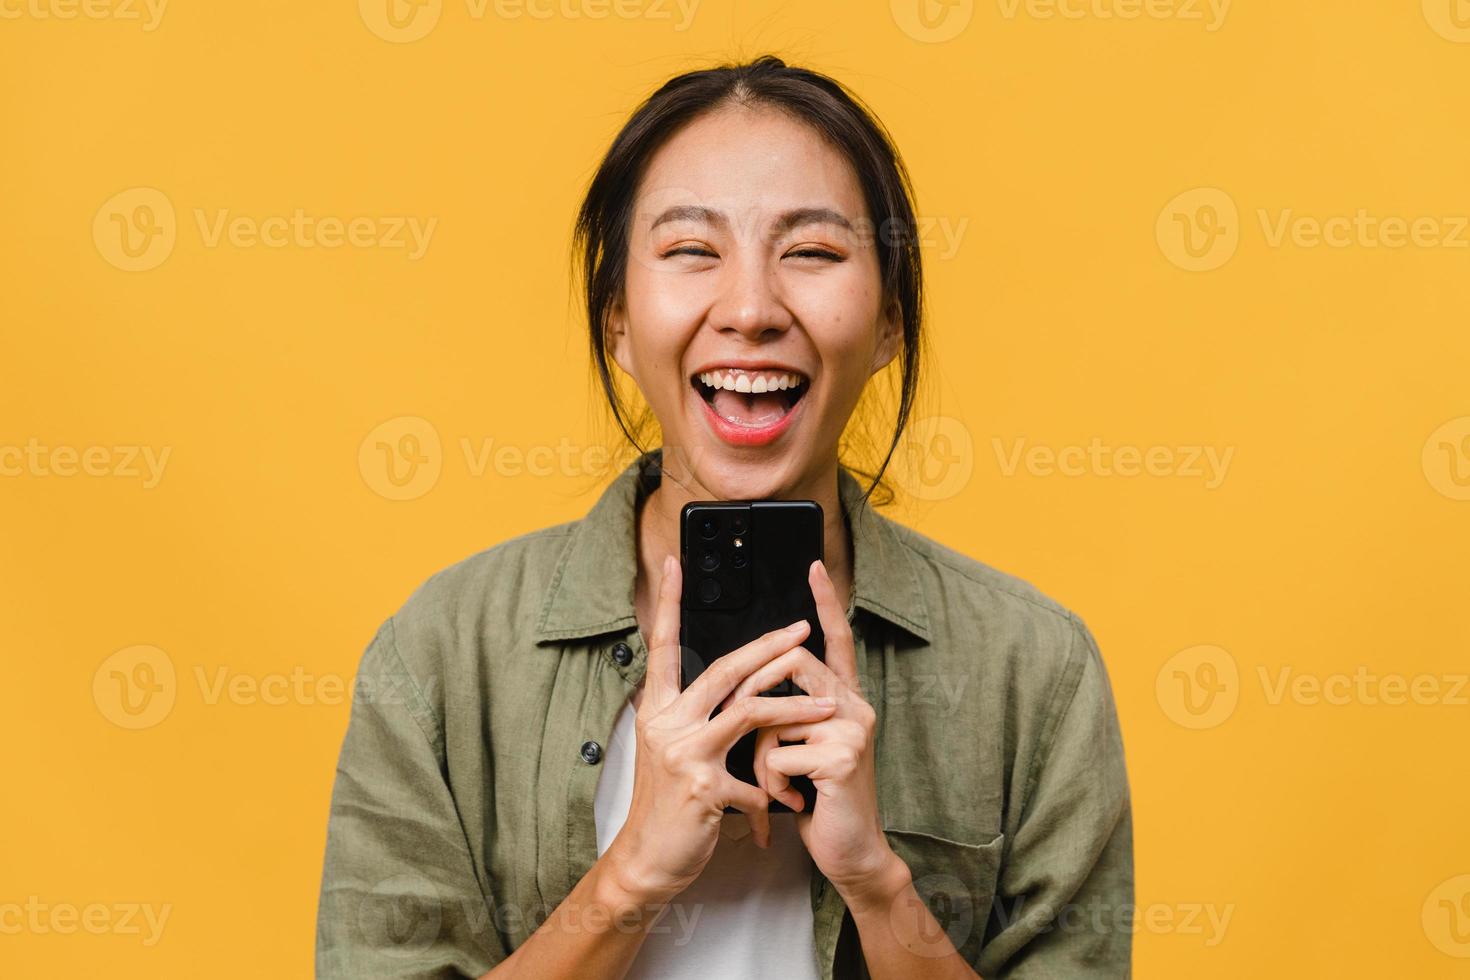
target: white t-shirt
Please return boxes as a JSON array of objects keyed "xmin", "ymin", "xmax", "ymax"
[{"xmin": 593, "ymin": 690, "xmax": 822, "ymax": 979}]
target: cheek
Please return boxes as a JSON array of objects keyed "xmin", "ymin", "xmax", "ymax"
[
  {"xmin": 621, "ymin": 268, "xmax": 701, "ymax": 376},
  {"xmin": 791, "ymin": 272, "xmax": 883, "ymax": 386}
]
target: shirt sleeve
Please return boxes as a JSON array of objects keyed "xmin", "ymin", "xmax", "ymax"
[
  {"xmin": 977, "ymin": 616, "xmax": 1134, "ymax": 978},
  {"xmin": 316, "ymin": 618, "xmax": 506, "ymax": 979}
]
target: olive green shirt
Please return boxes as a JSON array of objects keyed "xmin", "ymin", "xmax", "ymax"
[{"xmin": 316, "ymin": 448, "xmax": 1133, "ymax": 979}]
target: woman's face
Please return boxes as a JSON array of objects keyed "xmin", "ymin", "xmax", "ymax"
[{"xmin": 608, "ymin": 103, "xmax": 901, "ymax": 501}]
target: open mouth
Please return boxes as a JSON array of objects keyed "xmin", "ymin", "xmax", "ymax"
[{"xmin": 691, "ymin": 368, "xmax": 809, "ymax": 429}]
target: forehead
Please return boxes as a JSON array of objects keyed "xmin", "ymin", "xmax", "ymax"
[{"xmin": 634, "ymin": 104, "xmax": 866, "ymax": 220}]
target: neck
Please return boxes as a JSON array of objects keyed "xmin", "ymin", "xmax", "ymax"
[{"xmin": 632, "ymin": 447, "xmax": 855, "ymax": 633}]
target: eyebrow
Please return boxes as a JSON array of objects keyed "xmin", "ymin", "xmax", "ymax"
[{"xmin": 649, "ymin": 205, "xmax": 853, "ymax": 235}]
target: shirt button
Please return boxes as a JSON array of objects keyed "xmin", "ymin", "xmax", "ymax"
[
  {"xmin": 611, "ymin": 642, "xmax": 633, "ymax": 666},
  {"xmin": 580, "ymin": 740, "xmax": 602, "ymax": 765}
]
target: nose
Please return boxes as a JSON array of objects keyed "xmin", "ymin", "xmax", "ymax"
[{"xmin": 707, "ymin": 249, "xmax": 793, "ymax": 342}]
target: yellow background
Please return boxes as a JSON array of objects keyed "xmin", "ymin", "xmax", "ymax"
[{"xmin": 4, "ymin": 0, "xmax": 1469, "ymax": 975}]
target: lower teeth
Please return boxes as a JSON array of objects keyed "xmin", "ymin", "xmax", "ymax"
[{"xmin": 720, "ymin": 409, "xmax": 786, "ymax": 427}]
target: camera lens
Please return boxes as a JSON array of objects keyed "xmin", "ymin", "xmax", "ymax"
[
  {"xmin": 729, "ymin": 515, "xmax": 747, "ymax": 535},
  {"xmin": 699, "ymin": 549, "xmax": 720, "ymax": 572},
  {"xmin": 697, "ymin": 578, "xmax": 721, "ymax": 603},
  {"xmin": 732, "ymin": 553, "xmax": 747, "ymax": 569},
  {"xmin": 699, "ymin": 516, "xmax": 718, "ymax": 539}
]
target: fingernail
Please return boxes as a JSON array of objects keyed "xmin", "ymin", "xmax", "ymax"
[
  {"xmin": 787, "ymin": 620, "xmax": 807, "ymax": 633},
  {"xmin": 814, "ymin": 696, "xmax": 836, "ymax": 706}
]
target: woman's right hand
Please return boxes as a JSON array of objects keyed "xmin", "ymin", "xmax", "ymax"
[{"xmin": 602, "ymin": 555, "xmax": 837, "ymax": 906}]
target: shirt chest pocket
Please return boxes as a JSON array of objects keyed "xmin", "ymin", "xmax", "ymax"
[{"xmin": 880, "ymin": 826, "xmax": 1006, "ymax": 968}]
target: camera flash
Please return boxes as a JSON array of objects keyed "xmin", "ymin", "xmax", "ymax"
[{"xmin": 733, "ymin": 537, "xmax": 743, "ymax": 548}]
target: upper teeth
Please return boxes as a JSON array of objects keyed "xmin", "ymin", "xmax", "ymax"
[{"xmin": 697, "ymin": 370, "xmax": 805, "ymax": 394}]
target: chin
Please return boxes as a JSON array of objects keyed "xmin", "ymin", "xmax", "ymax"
[{"xmin": 682, "ymin": 453, "xmax": 801, "ymax": 502}]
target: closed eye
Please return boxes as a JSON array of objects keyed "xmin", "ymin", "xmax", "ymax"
[
  {"xmin": 660, "ymin": 246, "xmax": 844, "ymax": 261},
  {"xmin": 786, "ymin": 248, "xmax": 844, "ymax": 261}
]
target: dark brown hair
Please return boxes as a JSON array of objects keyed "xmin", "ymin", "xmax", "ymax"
[{"xmin": 572, "ymin": 54, "xmax": 926, "ymax": 509}]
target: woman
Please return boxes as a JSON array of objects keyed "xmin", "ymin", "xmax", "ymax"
[{"xmin": 316, "ymin": 55, "xmax": 1132, "ymax": 979}]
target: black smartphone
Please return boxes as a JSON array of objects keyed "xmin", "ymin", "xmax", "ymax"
[{"xmin": 679, "ymin": 499, "xmax": 825, "ymax": 815}]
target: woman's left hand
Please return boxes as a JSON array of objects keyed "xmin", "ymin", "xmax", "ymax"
[{"xmin": 716, "ymin": 558, "xmax": 905, "ymax": 905}]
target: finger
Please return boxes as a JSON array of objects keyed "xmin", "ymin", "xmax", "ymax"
[
  {"xmin": 764, "ymin": 743, "xmax": 830, "ymax": 782},
  {"xmin": 770, "ymin": 722, "xmax": 823, "ymax": 742},
  {"xmin": 756, "ymin": 728, "xmax": 804, "ymax": 811},
  {"xmin": 643, "ymin": 556, "xmax": 683, "ymax": 711},
  {"xmin": 676, "ymin": 619, "xmax": 810, "ymax": 721},
  {"xmin": 753, "ymin": 725, "xmax": 772, "ymax": 789},
  {"xmin": 721, "ymin": 774, "xmax": 772, "ymax": 848},
  {"xmin": 809, "ymin": 559, "xmax": 860, "ymax": 691},
  {"xmin": 698, "ymin": 694, "xmax": 836, "ymax": 753},
  {"xmin": 752, "ymin": 726, "xmax": 779, "ymax": 809},
  {"xmin": 792, "ymin": 807, "xmax": 813, "ymax": 841},
  {"xmin": 718, "ymin": 645, "xmax": 838, "ymax": 713}
]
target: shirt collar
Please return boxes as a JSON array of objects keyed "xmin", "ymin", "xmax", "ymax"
[{"xmin": 533, "ymin": 447, "xmax": 932, "ymax": 646}]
